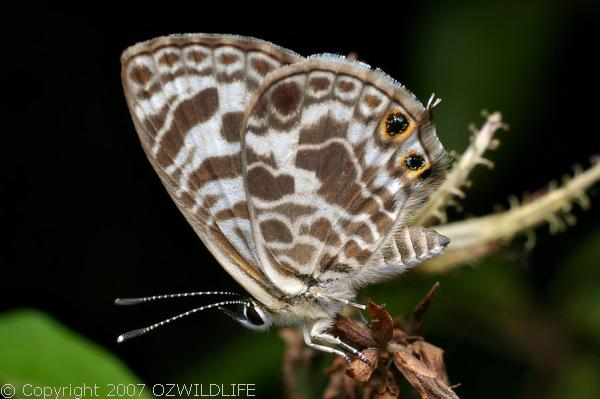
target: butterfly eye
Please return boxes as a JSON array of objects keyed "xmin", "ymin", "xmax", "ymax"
[
  {"xmin": 385, "ymin": 112, "xmax": 410, "ymax": 136},
  {"xmin": 405, "ymin": 154, "xmax": 426, "ymax": 170},
  {"xmin": 244, "ymin": 305, "xmax": 266, "ymax": 326}
]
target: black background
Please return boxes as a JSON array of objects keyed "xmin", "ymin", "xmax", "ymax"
[{"xmin": 3, "ymin": 4, "xmax": 600, "ymax": 398}]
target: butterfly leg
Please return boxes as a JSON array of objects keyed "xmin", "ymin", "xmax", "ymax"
[
  {"xmin": 303, "ymin": 323, "xmax": 351, "ymax": 364},
  {"xmin": 306, "ymin": 319, "xmax": 370, "ymax": 364},
  {"xmin": 315, "ymin": 333, "xmax": 371, "ymax": 365},
  {"xmin": 312, "ymin": 292, "xmax": 366, "ymax": 310}
]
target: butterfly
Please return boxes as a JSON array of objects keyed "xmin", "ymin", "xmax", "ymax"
[{"xmin": 117, "ymin": 33, "xmax": 449, "ymax": 362}]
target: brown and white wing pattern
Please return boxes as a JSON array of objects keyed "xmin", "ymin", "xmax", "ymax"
[
  {"xmin": 242, "ymin": 56, "xmax": 447, "ymax": 295},
  {"xmin": 121, "ymin": 34, "xmax": 303, "ymax": 307}
]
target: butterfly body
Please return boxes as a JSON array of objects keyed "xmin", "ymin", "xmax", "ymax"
[{"xmin": 120, "ymin": 33, "xmax": 449, "ymax": 360}]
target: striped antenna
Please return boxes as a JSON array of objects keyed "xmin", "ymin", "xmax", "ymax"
[
  {"xmin": 114, "ymin": 291, "xmax": 241, "ymax": 306},
  {"xmin": 116, "ymin": 299, "xmax": 249, "ymax": 343}
]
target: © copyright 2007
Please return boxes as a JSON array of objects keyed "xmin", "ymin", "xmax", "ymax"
[{"xmin": 0, "ymin": 383, "xmax": 257, "ymax": 398}]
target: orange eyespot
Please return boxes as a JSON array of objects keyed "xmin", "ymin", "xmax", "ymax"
[
  {"xmin": 401, "ymin": 151, "xmax": 430, "ymax": 179},
  {"xmin": 380, "ymin": 109, "xmax": 415, "ymax": 141},
  {"xmin": 386, "ymin": 112, "xmax": 409, "ymax": 136}
]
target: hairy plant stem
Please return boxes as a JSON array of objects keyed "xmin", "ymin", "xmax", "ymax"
[{"xmin": 422, "ymin": 157, "xmax": 600, "ymax": 273}]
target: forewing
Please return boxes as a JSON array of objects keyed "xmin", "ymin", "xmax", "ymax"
[
  {"xmin": 121, "ymin": 34, "xmax": 303, "ymax": 307},
  {"xmin": 242, "ymin": 56, "xmax": 446, "ymax": 293}
]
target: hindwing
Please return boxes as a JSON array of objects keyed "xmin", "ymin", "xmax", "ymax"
[{"xmin": 242, "ymin": 56, "xmax": 446, "ymax": 294}]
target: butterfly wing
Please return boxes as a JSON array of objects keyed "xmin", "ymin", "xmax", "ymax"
[
  {"xmin": 241, "ymin": 56, "xmax": 446, "ymax": 295},
  {"xmin": 121, "ymin": 34, "xmax": 303, "ymax": 307}
]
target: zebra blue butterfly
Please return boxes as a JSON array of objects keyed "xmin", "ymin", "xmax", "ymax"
[{"xmin": 117, "ymin": 33, "xmax": 449, "ymax": 363}]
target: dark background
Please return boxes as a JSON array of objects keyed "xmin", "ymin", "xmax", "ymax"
[{"xmin": 3, "ymin": 3, "xmax": 600, "ymax": 398}]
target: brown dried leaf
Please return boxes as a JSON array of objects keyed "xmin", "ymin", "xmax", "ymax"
[
  {"xmin": 320, "ymin": 292, "xmax": 456, "ymax": 397},
  {"xmin": 393, "ymin": 348, "xmax": 459, "ymax": 399},
  {"xmin": 411, "ymin": 340, "xmax": 450, "ymax": 384},
  {"xmin": 375, "ymin": 367, "xmax": 400, "ymax": 399},
  {"xmin": 368, "ymin": 301, "xmax": 394, "ymax": 347},
  {"xmin": 333, "ymin": 315, "xmax": 377, "ymax": 349},
  {"xmin": 345, "ymin": 348, "xmax": 378, "ymax": 382},
  {"xmin": 391, "ymin": 327, "xmax": 409, "ymax": 345}
]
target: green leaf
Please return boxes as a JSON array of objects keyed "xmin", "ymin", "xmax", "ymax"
[{"xmin": 0, "ymin": 309, "xmax": 151, "ymax": 399}]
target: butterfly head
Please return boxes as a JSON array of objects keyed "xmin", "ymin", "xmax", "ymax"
[{"xmin": 219, "ymin": 299, "xmax": 273, "ymax": 331}]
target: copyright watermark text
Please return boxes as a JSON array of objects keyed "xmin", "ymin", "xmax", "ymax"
[{"xmin": 0, "ymin": 383, "xmax": 256, "ymax": 398}]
